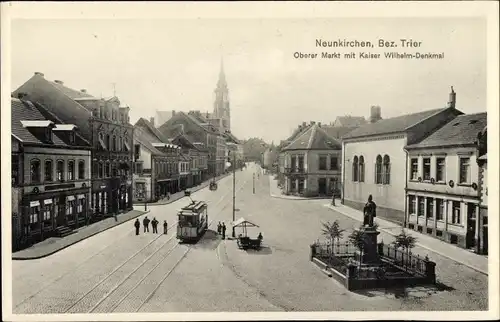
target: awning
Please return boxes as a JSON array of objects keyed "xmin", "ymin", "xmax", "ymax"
[
  {"xmin": 67, "ymin": 196, "xmax": 75, "ymax": 201},
  {"xmin": 44, "ymin": 199, "xmax": 53, "ymax": 205},
  {"xmin": 77, "ymin": 194, "xmax": 85, "ymax": 199},
  {"xmin": 30, "ymin": 200, "xmax": 40, "ymax": 207}
]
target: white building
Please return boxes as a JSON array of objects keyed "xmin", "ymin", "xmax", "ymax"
[{"xmin": 341, "ymin": 88, "xmax": 462, "ymax": 225}]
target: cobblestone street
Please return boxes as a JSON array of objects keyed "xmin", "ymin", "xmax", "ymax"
[{"xmin": 12, "ymin": 165, "xmax": 488, "ymax": 313}]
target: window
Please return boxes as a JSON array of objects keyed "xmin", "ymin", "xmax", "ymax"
[
  {"xmin": 436, "ymin": 230, "xmax": 443, "ymax": 237},
  {"xmin": 56, "ymin": 160, "xmax": 64, "ymax": 181},
  {"xmin": 46, "ymin": 128, "xmax": 53, "ymax": 143},
  {"xmin": 382, "ymin": 155, "xmax": 391, "ymax": 184},
  {"xmin": 375, "ymin": 155, "xmax": 383, "ymax": 184},
  {"xmin": 290, "ymin": 156, "xmax": 296, "ymax": 171},
  {"xmin": 78, "ymin": 160, "xmax": 85, "ymax": 179},
  {"xmin": 426, "ymin": 228, "xmax": 433, "ymax": 235},
  {"xmin": 298, "ymin": 179, "xmax": 305, "ymax": 193},
  {"xmin": 423, "ymin": 157, "xmax": 431, "ymax": 180},
  {"xmin": 29, "ymin": 206, "xmax": 40, "ymax": 224},
  {"xmin": 319, "ymin": 156, "xmax": 327, "ymax": 170},
  {"xmin": 105, "ymin": 162, "xmax": 110, "ymax": 177},
  {"xmin": 291, "ymin": 179, "xmax": 296, "ymax": 190},
  {"xmin": 408, "ymin": 195, "xmax": 416, "ymax": 214},
  {"xmin": 69, "ymin": 131, "xmax": 75, "ymax": 144},
  {"xmin": 30, "ymin": 159, "xmax": 41, "ymax": 183},
  {"xmin": 107, "ymin": 134, "xmax": 111, "ymax": 151},
  {"xmin": 418, "ymin": 196, "xmax": 425, "ymax": 217},
  {"xmin": 44, "ymin": 160, "xmax": 53, "ymax": 181},
  {"xmin": 68, "ymin": 160, "xmax": 75, "ymax": 180},
  {"xmin": 43, "ymin": 203, "xmax": 51, "ymax": 221},
  {"xmin": 410, "ymin": 158, "xmax": 418, "ymax": 180},
  {"xmin": 112, "ymin": 136, "xmax": 117, "ymax": 152},
  {"xmin": 436, "ymin": 199, "xmax": 444, "ymax": 220},
  {"xmin": 330, "ymin": 156, "xmax": 338, "ymax": 170},
  {"xmin": 459, "ymin": 157, "xmax": 470, "ymax": 184},
  {"xmin": 358, "ymin": 156, "xmax": 365, "ymax": 182},
  {"xmin": 452, "ymin": 201, "xmax": 461, "ymax": 224},
  {"xmin": 98, "ymin": 162, "xmax": 104, "ymax": 178},
  {"xmin": 66, "ymin": 200, "xmax": 74, "ymax": 215},
  {"xmin": 426, "ymin": 197, "xmax": 434, "ymax": 218},
  {"xmin": 77, "ymin": 198, "xmax": 84, "ymax": 213},
  {"xmin": 12, "ymin": 155, "xmax": 19, "ymax": 185},
  {"xmin": 352, "ymin": 156, "xmax": 359, "ymax": 182},
  {"xmin": 298, "ymin": 156, "xmax": 304, "ymax": 171},
  {"xmin": 436, "ymin": 157, "xmax": 445, "ymax": 182}
]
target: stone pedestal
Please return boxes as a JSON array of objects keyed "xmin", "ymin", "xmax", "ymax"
[{"xmin": 359, "ymin": 226, "xmax": 380, "ymax": 264}]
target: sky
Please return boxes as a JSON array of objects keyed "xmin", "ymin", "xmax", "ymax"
[{"xmin": 11, "ymin": 17, "xmax": 486, "ymax": 143}]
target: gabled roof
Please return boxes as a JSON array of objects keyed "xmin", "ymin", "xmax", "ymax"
[
  {"xmin": 342, "ymin": 108, "xmax": 450, "ymax": 139},
  {"xmin": 172, "ymin": 134, "xmax": 198, "ymax": 150},
  {"xmin": 283, "ymin": 124, "xmax": 342, "ymax": 151},
  {"xmin": 334, "ymin": 116, "xmax": 367, "ymax": 128},
  {"xmin": 135, "ymin": 117, "xmax": 170, "ymax": 143},
  {"xmin": 406, "ymin": 112, "xmax": 487, "ymax": 149},
  {"xmin": 49, "ymin": 80, "xmax": 95, "ymax": 100},
  {"xmin": 133, "ymin": 126, "xmax": 164, "ymax": 155}
]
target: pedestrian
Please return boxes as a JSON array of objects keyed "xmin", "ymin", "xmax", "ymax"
[
  {"xmin": 163, "ymin": 220, "xmax": 168, "ymax": 234},
  {"xmin": 222, "ymin": 222, "xmax": 226, "ymax": 240},
  {"xmin": 331, "ymin": 192, "xmax": 336, "ymax": 206},
  {"xmin": 152, "ymin": 217, "xmax": 159, "ymax": 234},
  {"xmin": 217, "ymin": 221, "xmax": 222, "ymax": 235},
  {"xmin": 143, "ymin": 216, "xmax": 150, "ymax": 233},
  {"xmin": 114, "ymin": 212, "xmax": 118, "ymax": 222},
  {"xmin": 134, "ymin": 218, "xmax": 140, "ymax": 235}
]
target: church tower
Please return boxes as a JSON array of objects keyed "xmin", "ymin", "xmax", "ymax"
[{"xmin": 213, "ymin": 57, "xmax": 231, "ymax": 132}]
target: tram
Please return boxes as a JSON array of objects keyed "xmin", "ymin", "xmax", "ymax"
[{"xmin": 176, "ymin": 200, "xmax": 208, "ymax": 243}]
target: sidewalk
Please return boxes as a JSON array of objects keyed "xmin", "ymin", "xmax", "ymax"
[
  {"xmin": 133, "ymin": 173, "xmax": 231, "ymax": 206},
  {"xmin": 268, "ymin": 176, "xmax": 330, "ymax": 201},
  {"xmin": 324, "ymin": 203, "xmax": 488, "ymax": 275},
  {"xmin": 12, "ymin": 209, "xmax": 148, "ymax": 260}
]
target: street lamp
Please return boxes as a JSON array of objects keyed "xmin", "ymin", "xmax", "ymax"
[{"xmin": 232, "ymin": 151, "xmax": 236, "ymax": 238}]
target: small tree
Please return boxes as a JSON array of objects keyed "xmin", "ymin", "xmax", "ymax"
[
  {"xmin": 321, "ymin": 220, "xmax": 345, "ymax": 245},
  {"xmin": 348, "ymin": 227, "xmax": 367, "ymax": 267},
  {"xmin": 393, "ymin": 229, "xmax": 417, "ymax": 257}
]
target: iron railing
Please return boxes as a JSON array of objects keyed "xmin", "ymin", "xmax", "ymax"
[{"xmin": 380, "ymin": 243, "xmax": 428, "ymax": 276}]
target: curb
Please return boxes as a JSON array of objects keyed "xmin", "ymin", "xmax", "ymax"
[
  {"xmin": 132, "ymin": 173, "xmax": 232, "ymax": 207},
  {"xmin": 12, "ymin": 210, "xmax": 150, "ymax": 260},
  {"xmin": 270, "ymin": 193, "xmax": 330, "ymax": 201},
  {"xmin": 324, "ymin": 204, "xmax": 488, "ymax": 276}
]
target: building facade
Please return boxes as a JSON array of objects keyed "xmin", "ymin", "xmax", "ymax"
[
  {"xmin": 477, "ymin": 126, "xmax": 488, "ymax": 254},
  {"xmin": 11, "ymin": 97, "xmax": 92, "ymax": 250},
  {"xmin": 282, "ymin": 122, "xmax": 342, "ymax": 197},
  {"xmin": 13, "ymin": 73, "xmax": 134, "ymax": 220},
  {"xmin": 405, "ymin": 113, "xmax": 487, "ymax": 251},
  {"xmin": 341, "ymin": 89, "xmax": 462, "ymax": 225}
]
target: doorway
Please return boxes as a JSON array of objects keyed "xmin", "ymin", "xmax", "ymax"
[
  {"xmin": 318, "ymin": 178, "xmax": 327, "ymax": 195},
  {"xmin": 466, "ymin": 202, "xmax": 477, "ymax": 249}
]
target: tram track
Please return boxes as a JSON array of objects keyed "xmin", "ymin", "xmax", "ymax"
[
  {"xmin": 13, "ymin": 175, "xmax": 242, "ymax": 314},
  {"xmin": 34, "ymin": 177, "xmax": 247, "ymax": 314},
  {"xmin": 105, "ymin": 179, "xmax": 248, "ymax": 313}
]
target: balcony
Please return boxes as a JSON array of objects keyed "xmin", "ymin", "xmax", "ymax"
[{"xmin": 284, "ymin": 167, "xmax": 306, "ymax": 176}]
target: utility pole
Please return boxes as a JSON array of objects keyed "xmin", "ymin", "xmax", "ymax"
[
  {"xmin": 253, "ymin": 173, "xmax": 255, "ymax": 194},
  {"xmin": 232, "ymin": 151, "xmax": 236, "ymax": 238}
]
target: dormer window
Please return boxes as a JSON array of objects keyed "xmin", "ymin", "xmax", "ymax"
[{"xmin": 69, "ymin": 131, "xmax": 75, "ymax": 144}]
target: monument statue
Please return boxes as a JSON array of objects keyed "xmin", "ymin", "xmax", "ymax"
[{"xmin": 363, "ymin": 195, "xmax": 377, "ymax": 227}]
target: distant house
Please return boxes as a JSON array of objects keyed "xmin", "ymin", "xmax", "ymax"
[
  {"xmin": 341, "ymin": 88, "xmax": 463, "ymax": 225},
  {"xmin": 281, "ymin": 122, "xmax": 342, "ymax": 197},
  {"xmin": 405, "ymin": 112, "xmax": 487, "ymax": 251}
]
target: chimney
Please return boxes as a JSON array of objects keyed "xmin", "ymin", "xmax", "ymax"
[
  {"xmin": 17, "ymin": 92, "xmax": 27, "ymax": 100},
  {"xmin": 34, "ymin": 72, "xmax": 45, "ymax": 77},
  {"xmin": 80, "ymin": 89, "xmax": 87, "ymax": 93},
  {"xmin": 54, "ymin": 80, "xmax": 64, "ymax": 85},
  {"xmin": 302, "ymin": 122, "xmax": 306, "ymax": 127},
  {"xmin": 369, "ymin": 105, "xmax": 382, "ymax": 123},
  {"xmin": 447, "ymin": 86, "xmax": 456, "ymax": 109},
  {"xmin": 318, "ymin": 122, "xmax": 321, "ymax": 127},
  {"xmin": 172, "ymin": 110, "xmax": 176, "ymax": 116},
  {"xmin": 149, "ymin": 117, "xmax": 155, "ymax": 126}
]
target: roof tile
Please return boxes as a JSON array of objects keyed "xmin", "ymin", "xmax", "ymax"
[{"xmin": 406, "ymin": 112, "xmax": 487, "ymax": 149}]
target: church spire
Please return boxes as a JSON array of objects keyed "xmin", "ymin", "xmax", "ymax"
[{"xmin": 217, "ymin": 55, "xmax": 227, "ymax": 89}]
